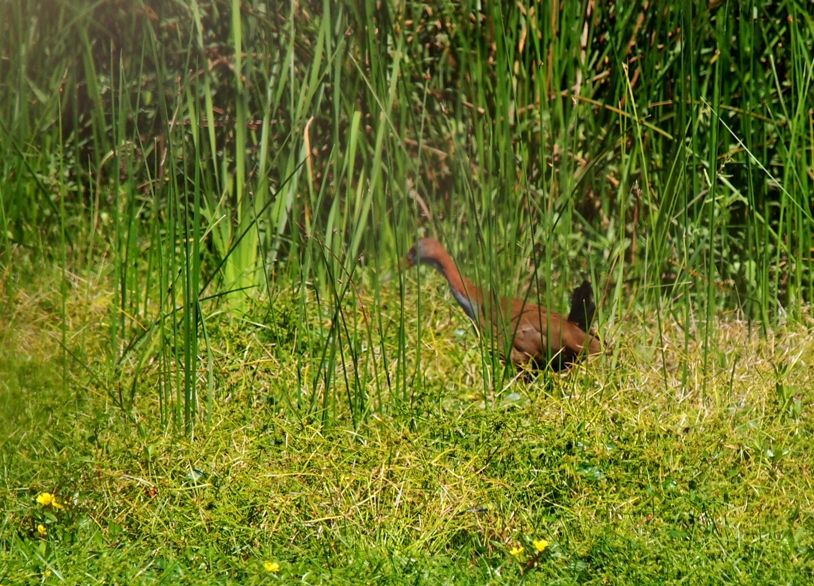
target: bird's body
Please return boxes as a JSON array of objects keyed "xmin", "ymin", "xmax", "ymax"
[{"xmin": 405, "ymin": 238, "xmax": 601, "ymax": 371}]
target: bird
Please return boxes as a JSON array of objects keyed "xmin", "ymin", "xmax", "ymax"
[{"xmin": 404, "ymin": 237, "xmax": 601, "ymax": 371}]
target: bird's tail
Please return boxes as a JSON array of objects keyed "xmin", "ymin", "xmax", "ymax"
[{"xmin": 567, "ymin": 280, "xmax": 596, "ymax": 333}]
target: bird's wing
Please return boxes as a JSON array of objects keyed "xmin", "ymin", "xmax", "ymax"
[
  {"xmin": 510, "ymin": 320, "xmax": 545, "ymax": 363},
  {"xmin": 510, "ymin": 307, "xmax": 566, "ymax": 362},
  {"xmin": 558, "ymin": 319, "xmax": 602, "ymax": 355},
  {"xmin": 513, "ymin": 307, "xmax": 599, "ymax": 359}
]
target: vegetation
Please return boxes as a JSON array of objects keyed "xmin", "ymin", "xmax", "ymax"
[{"xmin": 1, "ymin": 0, "xmax": 812, "ymax": 583}]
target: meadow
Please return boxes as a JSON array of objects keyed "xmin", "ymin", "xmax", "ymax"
[{"xmin": 1, "ymin": 1, "xmax": 813, "ymax": 583}]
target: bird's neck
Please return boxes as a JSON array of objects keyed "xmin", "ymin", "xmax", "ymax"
[{"xmin": 423, "ymin": 251, "xmax": 481, "ymax": 321}]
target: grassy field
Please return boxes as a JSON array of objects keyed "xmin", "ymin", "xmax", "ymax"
[
  {"xmin": 2, "ymin": 266, "xmax": 813, "ymax": 583},
  {"xmin": 1, "ymin": 0, "xmax": 814, "ymax": 583}
]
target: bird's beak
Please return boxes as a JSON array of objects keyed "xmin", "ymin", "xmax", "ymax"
[{"xmin": 400, "ymin": 248, "xmax": 416, "ymax": 272}]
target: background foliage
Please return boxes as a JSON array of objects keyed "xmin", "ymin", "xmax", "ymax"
[
  {"xmin": 1, "ymin": 0, "xmax": 812, "ymax": 428},
  {"xmin": 2, "ymin": 2, "xmax": 814, "ymax": 583}
]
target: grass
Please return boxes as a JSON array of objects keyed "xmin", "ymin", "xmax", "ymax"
[
  {"xmin": 1, "ymin": 0, "xmax": 813, "ymax": 582},
  {"xmin": 2, "ymin": 265, "xmax": 813, "ymax": 584}
]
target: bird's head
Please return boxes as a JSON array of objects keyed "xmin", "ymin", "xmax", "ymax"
[{"xmin": 404, "ymin": 237, "xmax": 444, "ymax": 270}]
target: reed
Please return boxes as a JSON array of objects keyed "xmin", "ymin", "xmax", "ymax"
[{"xmin": 0, "ymin": 0, "xmax": 811, "ymax": 429}]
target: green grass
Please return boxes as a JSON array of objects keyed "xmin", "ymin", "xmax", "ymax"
[
  {"xmin": 1, "ymin": 0, "xmax": 814, "ymax": 582},
  {"xmin": 2, "ymin": 268, "xmax": 813, "ymax": 584}
]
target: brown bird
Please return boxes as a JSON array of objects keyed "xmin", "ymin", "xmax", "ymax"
[{"xmin": 405, "ymin": 237, "xmax": 601, "ymax": 371}]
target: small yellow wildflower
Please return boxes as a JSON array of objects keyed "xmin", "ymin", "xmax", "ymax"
[
  {"xmin": 35, "ymin": 492, "xmax": 64, "ymax": 510},
  {"xmin": 533, "ymin": 538, "xmax": 550, "ymax": 553},
  {"xmin": 37, "ymin": 524, "xmax": 47, "ymax": 537},
  {"xmin": 36, "ymin": 492, "xmax": 53, "ymax": 506},
  {"xmin": 263, "ymin": 560, "xmax": 280, "ymax": 573},
  {"xmin": 509, "ymin": 545, "xmax": 524, "ymax": 557}
]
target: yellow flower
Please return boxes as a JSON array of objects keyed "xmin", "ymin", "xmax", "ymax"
[
  {"xmin": 263, "ymin": 560, "xmax": 280, "ymax": 573},
  {"xmin": 533, "ymin": 539, "xmax": 550, "ymax": 553},
  {"xmin": 509, "ymin": 545, "xmax": 524, "ymax": 557},
  {"xmin": 37, "ymin": 524, "xmax": 47, "ymax": 537},
  {"xmin": 35, "ymin": 492, "xmax": 63, "ymax": 509}
]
